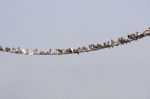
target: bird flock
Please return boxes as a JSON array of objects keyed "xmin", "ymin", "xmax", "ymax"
[{"xmin": 0, "ymin": 28, "xmax": 150, "ymax": 56}]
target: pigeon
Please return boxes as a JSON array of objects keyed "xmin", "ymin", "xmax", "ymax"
[
  {"xmin": 5, "ymin": 47, "xmax": 11, "ymax": 52},
  {"xmin": 0, "ymin": 46, "xmax": 3, "ymax": 51}
]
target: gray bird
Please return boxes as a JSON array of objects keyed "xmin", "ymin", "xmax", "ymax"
[
  {"xmin": 5, "ymin": 47, "xmax": 11, "ymax": 52},
  {"xmin": 0, "ymin": 46, "xmax": 3, "ymax": 51}
]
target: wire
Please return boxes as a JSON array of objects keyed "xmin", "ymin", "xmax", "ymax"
[{"xmin": 0, "ymin": 28, "xmax": 150, "ymax": 56}]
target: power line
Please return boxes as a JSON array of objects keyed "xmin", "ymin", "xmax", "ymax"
[{"xmin": 0, "ymin": 28, "xmax": 150, "ymax": 56}]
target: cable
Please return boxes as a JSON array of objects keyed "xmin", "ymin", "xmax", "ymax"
[{"xmin": 0, "ymin": 28, "xmax": 150, "ymax": 56}]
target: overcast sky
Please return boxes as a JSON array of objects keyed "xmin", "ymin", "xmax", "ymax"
[{"xmin": 0, "ymin": 0, "xmax": 150, "ymax": 99}]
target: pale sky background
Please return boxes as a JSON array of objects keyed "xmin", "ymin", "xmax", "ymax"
[{"xmin": 0, "ymin": 0, "xmax": 150, "ymax": 99}]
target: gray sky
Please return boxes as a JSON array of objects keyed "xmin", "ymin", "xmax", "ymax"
[{"xmin": 0, "ymin": 0, "xmax": 150, "ymax": 99}]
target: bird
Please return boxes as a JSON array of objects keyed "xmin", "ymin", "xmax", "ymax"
[
  {"xmin": 73, "ymin": 49, "xmax": 80, "ymax": 54},
  {"xmin": 68, "ymin": 48, "xmax": 73, "ymax": 53},
  {"xmin": 148, "ymin": 28, "xmax": 150, "ymax": 36},
  {"xmin": 97, "ymin": 44, "xmax": 103, "ymax": 49},
  {"xmin": 29, "ymin": 51, "xmax": 34, "ymax": 56},
  {"xmin": 81, "ymin": 46, "xmax": 88, "ymax": 52},
  {"xmin": 143, "ymin": 30, "xmax": 149, "ymax": 36},
  {"xmin": 55, "ymin": 49, "xmax": 63, "ymax": 54},
  {"xmin": 89, "ymin": 44, "xmax": 95, "ymax": 50},
  {"xmin": 5, "ymin": 47, "xmax": 11, "ymax": 52},
  {"xmin": 15, "ymin": 47, "xmax": 22, "ymax": 54},
  {"xmin": 33, "ymin": 49, "xmax": 38, "ymax": 55},
  {"xmin": 21, "ymin": 49, "xmax": 28, "ymax": 55},
  {"xmin": 0, "ymin": 46, "xmax": 3, "ymax": 51},
  {"xmin": 49, "ymin": 49, "xmax": 51, "ymax": 52},
  {"xmin": 39, "ymin": 51, "xmax": 46, "ymax": 55},
  {"xmin": 62, "ymin": 49, "xmax": 69, "ymax": 54}
]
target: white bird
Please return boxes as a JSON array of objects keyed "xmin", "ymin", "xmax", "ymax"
[
  {"xmin": 69, "ymin": 48, "xmax": 74, "ymax": 53},
  {"xmin": 29, "ymin": 51, "xmax": 34, "ymax": 56},
  {"xmin": 21, "ymin": 49, "xmax": 28, "ymax": 55}
]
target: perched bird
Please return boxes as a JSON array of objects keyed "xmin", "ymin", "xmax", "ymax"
[
  {"xmin": 62, "ymin": 49, "xmax": 69, "ymax": 54},
  {"xmin": 118, "ymin": 37, "xmax": 125, "ymax": 44},
  {"xmin": 5, "ymin": 47, "xmax": 11, "ymax": 52},
  {"xmin": 0, "ymin": 46, "xmax": 3, "ymax": 51},
  {"xmin": 73, "ymin": 49, "xmax": 80, "ymax": 54},
  {"xmin": 89, "ymin": 44, "xmax": 93, "ymax": 50},
  {"xmin": 97, "ymin": 44, "xmax": 103, "ymax": 49},
  {"xmin": 111, "ymin": 39, "xmax": 120, "ymax": 46},
  {"xmin": 39, "ymin": 51, "xmax": 45, "ymax": 55},
  {"xmin": 15, "ymin": 47, "xmax": 22, "ymax": 54},
  {"xmin": 89, "ymin": 44, "xmax": 98, "ymax": 50},
  {"xmin": 10, "ymin": 48, "xmax": 15, "ymax": 53},
  {"xmin": 127, "ymin": 34, "xmax": 135, "ymax": 40},
  {"xmin": 21, "ymin": 49, "xmax": 28, "ymax": 55},
  {"xmin": 134, "ymin": 32, "xmax": 140, "ymax": 39},
  {"xmin": 29, "ymin": 49, "xmax": 39, "ymax": 55},
  {"xmin": 77, "ymin": 47, "xmax": 83, "ymax": 53},
  {"xmin": 45, "ymin": 49, "xmax": 51, "ymax": 55},
  {"xmin": 33, "ymin": 49, "xmax": 38, "ymax": 55},
  {"xmin": 124, "ymin": 39, "xmax": 131, "ymax": 44},
  {"xmin": 143, "ymin": 30, "xmax": 149, "ymax": 36},
  {"xmin": 49, "ymin": 49, "xmax": 51, "ymax": 54},
  {"xmin": 103, "ymin": 42, "xmax": 107, "ymax": 48},
  {"xmin": 29, "ymin": 51, "xmax": 34, "ymax": 56},
  {"xmin": 56, "ymin": 49, "xmax": 63, "ymax": 54},
  {"xmin": 148, "ymin": 28, "xmax": 150, "ymax": 36},
  {"xmin": 68, "ymin": 48, "xmax": 73, "ymax": 53},
  {"xmin": 81, "ymin": 46, "xmax": 88, "ymax": 52}
]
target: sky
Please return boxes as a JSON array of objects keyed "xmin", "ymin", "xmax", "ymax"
[{"xmin": 0, "ymin": 0, "xmax": 150, "ymax": 99}]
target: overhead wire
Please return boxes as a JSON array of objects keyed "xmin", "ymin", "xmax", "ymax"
[{"xmin": 0, "ymin": 28, "xmax": 150, "ymax": 56}]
